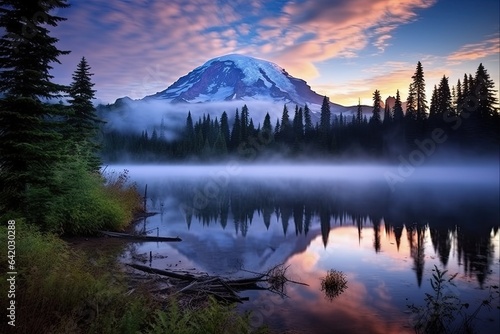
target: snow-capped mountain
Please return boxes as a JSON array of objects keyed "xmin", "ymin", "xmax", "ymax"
[
  {"xmin": 100, "ymin": 54, "xmax": 372, "ymax": 131},
  {"xmin": 145, "ymin": 54, "xmax": 334, "ymax": 107}
]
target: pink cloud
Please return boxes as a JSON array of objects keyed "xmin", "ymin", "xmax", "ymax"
[
  {"xmin": 52, "ymin": 0, "xmax": 439, "ymax": 103},
  {"xmin": 257, "ymin": 0, "xmax": 437, "ymax": 80},
  {"xmin": 316, "ymin": 61, "xmax": 448, "ymax": 106},
  {"xmin": 447, "ymin": 35, "xmax": 500, "ymax": 63}
]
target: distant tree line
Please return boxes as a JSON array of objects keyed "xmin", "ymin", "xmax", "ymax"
[{"xmin": 102, "ymin": 62, "xmax": 499, "ymax": 162}]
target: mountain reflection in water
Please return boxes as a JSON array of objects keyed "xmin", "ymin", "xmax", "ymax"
[{"xmin": 115, "ymin": 164, "xmax": 499, "ymax": 334}]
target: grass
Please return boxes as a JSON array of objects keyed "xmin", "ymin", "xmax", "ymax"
[
  {"xmin": 147, "ymin": 296, "xmax": 268, "ymax": 334},
  {"xmin": 0, "ymin": 220, "xmax": 268, "ymax": 334},
  {"xmin": 407, "ymin": 264, "xmax": 500, "ymax": 334}
]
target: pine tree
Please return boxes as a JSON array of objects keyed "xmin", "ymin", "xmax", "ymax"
[
  {"xmin": 411, "ymin": 61, "xmax": 427, "ymax": 120},
  {"xmin": 405, "ymin": 83, "xmax": 416, "ymax": 120},
  {"xmin": 319, "ymin": 96, "xmax": 331, "ymax": 135},
  {"xmin": 67, "ymin": 57, "xmax": 101, "ymax": 171},
  {"xmin": 279, "ymin": 104, "xmax": 292, "ymax": 142},
  {"xmin": 0, "ymin": 0, "xmax": 70, "ymax": 211},
  {"xmin": 240, "ymin": 104, "xmax": 249, "ymax": 141},
  {"xmin": 220, "ymin": 111, "xmax": 230, "ymax": 149},
  {"xmin": 383, "ymin": 99, "xmax": 392, "ymax": 125},
  {"xmin": 370, "ymin": 90, "xmax": 382, "ymax": 125},
  {"xmin": 393, "ymin": 90, "xmax": 404, "ymax": 123},
  {"xmin": 356, "ymin": 98, "xmax": 363, "ymax": 124},
  {"xmin": 451, "ymin": 85, "xmax": 457, "ymax": 117},
  {"xmin": 474, "ymin": 63, "xmax": 498, "ymax": 119},
  {"xmin": 292, "ymin": 105, "xmax": 304, "ymax": 141},
  {"xmin": 230, "ymin": 109, "xmax": 241, "ymax": 150},
  {"xmin": 262, "ymin": 112, "xmax": 273, "ymax": 138},
  {"xmin": 437, "ymin": 75, "xmax": 452, "ymax": 118},
  {"xmin": 274, "ymin": 119, "xmax": 281, "ymax": 139},
  {"xmin": 319, "ymin": 96, "xmax": 331, "ymax": 148},
  {"xmin": 183, "ymin": 111, "xmax": 195, "ymax": 154},
  {"xmin": 455, "ymin": 79, "xmax": 463, "ymax": 114},
  {"xmin": 303, "ymin": 104, "xmax": 313, "ymax": 140},
  {"xmin": 429, "ymin": 85, "xmax": 439, "ymax": 119}
]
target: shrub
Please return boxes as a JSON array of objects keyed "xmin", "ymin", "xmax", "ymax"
[
  {"xmin": 407, "ymin": 264, "xmax": 500, "ymax": 334},
  {"xmin": 320, "ymin": 269, "xmax": 348, "ymax": 301},
  {"xmin": 25, "ymin": 159, "xmax": 142, "ymax": 235}
]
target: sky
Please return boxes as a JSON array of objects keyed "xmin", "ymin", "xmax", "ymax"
[{"xmin": 50, "ymin": 0, "xmax": 500, "ymax": 106}]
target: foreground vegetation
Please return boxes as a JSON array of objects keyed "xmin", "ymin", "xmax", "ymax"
[
  {"xmin": 407, "ymin": 265, "xmax": 500, "ymax": 334},
  {"xmin": 0, "ymin": 221, "xmax": 267, "ymax": 334}
]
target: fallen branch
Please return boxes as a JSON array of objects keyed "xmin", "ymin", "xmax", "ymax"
[
  {"xmin": 100, "ymin": 231, "xmax": 182, "ymax": 242},
  {"xmin": 126, "ymin": 262, "xmax": 307, "ymax": 304}
]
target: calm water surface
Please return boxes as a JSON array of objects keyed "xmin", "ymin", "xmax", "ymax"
[{"xmin": 112, "ymin": 164, "xmax": 499, "ymax": 334}]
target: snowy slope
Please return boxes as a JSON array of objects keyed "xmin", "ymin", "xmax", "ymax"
[{"xmin": 145, "ymin": 54, "xmax": 330, "ymax": 106}]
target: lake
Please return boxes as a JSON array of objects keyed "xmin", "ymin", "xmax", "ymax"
[{"xmin": 111, "ymin": 164, "xmax": 500, "ymax": 334}]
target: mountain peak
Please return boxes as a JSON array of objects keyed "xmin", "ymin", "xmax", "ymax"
[{"xmin": 145, "ymin": 54, "xmax": 325, "ymax": 105}]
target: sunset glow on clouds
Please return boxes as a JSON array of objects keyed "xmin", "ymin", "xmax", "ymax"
[{"xmin": 50, "ymin": 0, "xmax": 499, "ymax": 105}]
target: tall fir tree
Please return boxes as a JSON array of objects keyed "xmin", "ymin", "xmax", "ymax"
[
  {"xmin": 437, "ymin": 75, "xmax": 452, "ymax": 118},
  {"xmin": 292, "ymin": 105, "xmax": 304, "ymax": 141},
  {"xmin": 279, "ymin": 104, "xmax": 292, "ymax": 142},
  {"xmin": 262, "ymin": 112, "xmax": 273, "ymax": 138},
  {"xmin": 319, "ymin": 96, "xmax": 331, "ymax": 134},
  {"xmin": 230, "ymin": 109, "xmax": 241, "ymax": 150},
  {"xmin": 0, "ymin": 0, "xmax": 70, "ymax": 211},
  {"xmin": 319, "ymin": 96, "xmax": 331, "ymax": 147},
  {"xmin": 220, "ymin": 111, "xmax": 230, "ymax": 149},
  {"xmin": 67, "ymin": 57, "xmax": 101, "ymax": 171},
  {"xmin": 184, "ymin": 111, "xmax": 195, "ymax": 153},
  {"xmin": 455, "ymin": 79, "xmax": 463, "ymax": 114},
  {"xmin": 383, "ymin": 99, "xmax": 392, "ymax": 125},
  {"xmin": 370, "ymin": 90, "xmax": 382, "ymax": 125},
  {"xmin": 303, "ymin": 104, "xmax": 313, "ymax": 140},
  {"xmin": 429, "ymin": 85, "xmax": 439, "ymax": 119},
  {"xmin": 474, "ymin": 63, "xmax": 498, "ymax": 119},
  {"xmin": 393, "ymin": 90, "xmax": 404, "ymax": 123},
  {"xmin": 356, "ymin": 98, "xmax": 363, "ymax": 124},
  {"xmin": 411, "ymin": 61, "xmax": 427, "ymax": 120},
  {"xmin": 240, "ymin": 104, "xmax": 249, "ymax": 141}
]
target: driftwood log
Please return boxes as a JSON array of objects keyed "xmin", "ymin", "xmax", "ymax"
[
  {"xmin": 100, "ymin": 231, "xmax": 182, "ymax": 242},
  {"xmin": 126, "ymin": 263, "xmax": 307, "ymax": 303}
]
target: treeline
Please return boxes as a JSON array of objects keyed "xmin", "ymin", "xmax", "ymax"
[
  {"xmin": 102, "ymin": 61, "xmax": 499, "ymax": 162},
  {"xmin": 0, "ymin": 1, "xmax": 141, "ymax": 233}
]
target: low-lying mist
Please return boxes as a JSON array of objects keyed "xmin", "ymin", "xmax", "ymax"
[
  {"xmin": 106, "ymin": 162, "xmax": 499, "ymax": 232},
  {"xmin": 99, "ymin": 99, "xmax": 325, "ymax": 139},
  {"xmin": 109, "ymin": 160, "xmax": 499, "ymax": 184}
]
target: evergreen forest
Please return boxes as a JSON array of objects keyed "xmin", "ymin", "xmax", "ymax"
[{"xmin": 101, "ymin": 61, "xmax": 499, "ymax": 162}]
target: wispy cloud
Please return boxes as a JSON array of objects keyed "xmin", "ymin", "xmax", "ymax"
[
  {"xmin": 316, "ymin": 61, "xmax": 448, "ymax": 106},
  {"xmin": 266, "ymin": 0, "xmax": 437, "ymax": 76},
  {"xmin": 447, "ymin": 34, "xmax": 500, "ymax": 64},
  {"xmin": 52, "ymin": 0, "xmax": 438, "ymax": 103}
]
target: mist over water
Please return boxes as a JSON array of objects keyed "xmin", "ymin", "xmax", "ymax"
[
  {"xmin": 110, "ymin": 162, "xmax": 499, "ymax": 190},
  {"xmin": 100, "ymin": 99, "xmax": 317, "ymax": 137}
]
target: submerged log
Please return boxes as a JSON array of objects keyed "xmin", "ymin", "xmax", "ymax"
[
  {"xmin": 100, "ymin": 231, "xmax": 182, "ymax": 242},
  {"xmin": 126, "ymin": 262, "xmax": 308, "ymax": 304}
]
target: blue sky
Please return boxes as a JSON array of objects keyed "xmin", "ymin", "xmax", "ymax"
[{"xmin": 51, "ymin": 0, "xmax": 499, "ymax": 106}]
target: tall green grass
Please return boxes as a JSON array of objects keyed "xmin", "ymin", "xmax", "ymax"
[
  {"xmin": 0, "ymin": 220, "xmax": 149, "ymax": 333},
  {"xmin": 25, "ymin": 159, "xmax": 142, "ymax": 235},
  {"xmin": 0, "ymin": 221, "xmax": 268, "ymax": 334}
]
